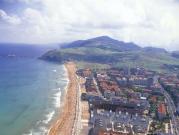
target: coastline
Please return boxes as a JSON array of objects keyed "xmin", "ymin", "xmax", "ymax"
[
  {"xmin": 25, "ymin": 63, "xmax": 69, "ymax": 135},
  {"xmin": 48, "ymin": 61, "xmax": 78, "ymax": 135}
]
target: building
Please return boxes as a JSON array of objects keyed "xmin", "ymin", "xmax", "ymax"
[
  {"xmin": 157, "ymin": 103, "xmax": 167, "ymax": 120},
  {"xmin": 90, "ymin": 110, "xmax": 150, "ymax": 135},
  {"xmin": 128, "ymin": 76, "xmax": 153, "ymax": 87},
  {"xmin": 116, "ymin": 77, "xmax": 128, "ymax": 87}
]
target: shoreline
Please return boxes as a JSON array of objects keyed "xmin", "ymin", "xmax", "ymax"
[{"xmin": 48, "ymin": 61, "xmax": 78, "ymax": 135}]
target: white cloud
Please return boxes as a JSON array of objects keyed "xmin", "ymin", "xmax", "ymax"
[
  {"xmin": 0, "ymin": 9, "xmax": 21, "ymax": 25},
  {"xmin": 3, "ymin": 0, "xmax": 41, "ymax": 3},
  {"xmin": 1, "ymin": 0, "xmax": 179, "ymax": 50}
]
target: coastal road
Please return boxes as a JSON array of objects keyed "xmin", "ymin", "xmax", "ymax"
[
  {"xmin": 72, "ymin": 75, "xmax": 82, "ymax": 135},
  {"xmin": 160, "ymin": 87, "xmax": 179, "ymax": 135},
  {"xmin": 155, "ymin": 76, "xmax": 179, "ymax": 135}
]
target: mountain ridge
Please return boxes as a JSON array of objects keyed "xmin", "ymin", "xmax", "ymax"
[
  {"xmin": 61, "ymin": 36, "xmax": 141, "ymax": 52},
  {"xmin": 40, "ymin": 36, "xmax": 179, "ymax": 72}
]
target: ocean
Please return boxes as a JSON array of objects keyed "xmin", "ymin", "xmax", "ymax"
[{"xmin": 0, "ymin": 57, "xmax": 68, "ymax": 135}]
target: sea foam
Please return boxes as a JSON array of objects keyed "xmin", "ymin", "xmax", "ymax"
[
  {"xmin": 43, "ymin": 111, "xmax": 55, "ymax": 124},
  {"xmin": 53, "ymin": 88, "xmax": 61, "ymax": 108},
  {"xmin": 23, "ymin": 65, "xmax": 69, "ymax": 135}
]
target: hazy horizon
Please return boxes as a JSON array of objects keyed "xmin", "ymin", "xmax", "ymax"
[
  {"xmin": 0, "ymin": 35, "xmax": 178, "ymax": 52},
  {"xmin": 0, "ymin": 0, "xmax": 179, "ymax": 51}
]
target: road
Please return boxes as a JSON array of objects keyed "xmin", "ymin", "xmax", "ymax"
[
  {"xmin": 93, "ymin": 77, "xmax": 102, "ymax": 96},
  {"xmin": 72, "ymin": 75, "xmax": 82, "ymax": 135},
  {"xmin": 160, "ymin": 87, "xmax": 179, "ymax": 135},
  {"xmin": 155, "ymin": 76, "xmax": 179, "ymax": 135}
]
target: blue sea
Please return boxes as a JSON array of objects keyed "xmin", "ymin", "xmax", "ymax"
[{"xmin": 0, "ymin": 57, "xmax": 68, "ymax": 135}]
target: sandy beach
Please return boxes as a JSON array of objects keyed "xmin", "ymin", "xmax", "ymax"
[{"xmin": 48, "ymin": 62, "xmax": 79, "ymax": 135}]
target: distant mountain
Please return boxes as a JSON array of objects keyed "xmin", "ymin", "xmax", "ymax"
[
  {"xmin": 172, "ymin": 51, "xmax": 179, "ymax": 59},
  {"xmin": 61, "ymin": 36, "xmax": 141, "ymax": 51},
  {"xmin": 41, "ymin": 36, "xmax": 179, "ymax": 72},
  {"xmin": 143, "ymin": 47, "xmax": 167, "ymax": 53},
  {"xmin": 0, "ymin": 43, "xmax": 58, "ymax": 58}
]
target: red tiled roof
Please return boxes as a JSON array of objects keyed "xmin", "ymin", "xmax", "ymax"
[
  {"xmin": 158, "ymin": 103, "xmax": 166, "ymax": 114},
  {"xmin": 150, "ymin": 96, "xmax": 157, "ymax": 102},
  {"xmin": 98, "ymin": 130, "xmax": 129, "ymax": 135}
]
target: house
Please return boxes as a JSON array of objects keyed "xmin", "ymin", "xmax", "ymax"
[{"xmin": 157, "ymin": 103, "xmax": 167, "ymax": 120}]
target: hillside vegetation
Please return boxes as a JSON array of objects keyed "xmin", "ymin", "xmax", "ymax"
[{"xmin": 41, "ymin": 36, "xmax": 179, "ymax": 72}]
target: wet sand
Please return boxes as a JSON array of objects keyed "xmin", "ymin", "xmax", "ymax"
[{"xmin": 48, "ymin": 62, "xmax": 78, "ymax": 135}]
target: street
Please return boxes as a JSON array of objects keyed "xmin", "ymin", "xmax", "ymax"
[
  {"xmin": 155, "ymin": 76, "xmax": 179, "ymax": 135},
  {"xmin": 160, "ymin": 87, "xmax": 179, "ymax": 135}
]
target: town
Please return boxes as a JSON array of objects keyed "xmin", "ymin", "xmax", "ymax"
[{"xmin": 77, "ymin": 67, "xmax": 179, "ymax": 135}]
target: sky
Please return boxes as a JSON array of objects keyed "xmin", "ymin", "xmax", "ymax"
[{"xmin": 0, "ymin": 0, "xmax": 179, "ymax": 50}]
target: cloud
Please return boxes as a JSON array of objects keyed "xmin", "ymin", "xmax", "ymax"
[
  {"xmin": 3, "ymin": 0, "xmax": 41, "ymax": 4},
  {"xmin": 1, "ymin": 0, "xmax": 179, "ymax": 50},
  {"xmin": 0, "ymin": 9, "xmax": 21, "ymax": 25}
]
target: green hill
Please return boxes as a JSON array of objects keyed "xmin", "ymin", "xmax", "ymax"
[{"xmin": 40, "ymin": 36, "xmax": 179, "ymax": 72}]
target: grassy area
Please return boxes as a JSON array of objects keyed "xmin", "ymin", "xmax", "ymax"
[
  {"xmin": 41, "ymin": 45, "xmax": 179, "ymax": 72},
  {"xmin": 61, "ymin": 47, "xmax": 119, "ymax": 55},
  {"xmin": 76, "ymin": 61, "xmax": 110, "ymax": 69}
]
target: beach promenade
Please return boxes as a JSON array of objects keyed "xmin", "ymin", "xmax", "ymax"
[{"xmin": 48, "ymin": 62, "xmax": 80, "ymax": 135}]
